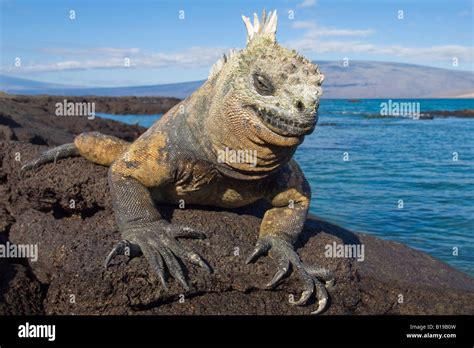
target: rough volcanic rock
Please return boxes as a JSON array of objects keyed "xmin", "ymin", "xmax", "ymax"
[
  {"xmin": 1, "ymin": 94, "xmax": 180, "ymax": 115},
  {"xmin": 0, "ymin": 94, "xmax": 171, "ymax": 146},
  {"xmin": 0, "ymin": 261, "xmax": 43, "ymax": 315},
  {"xmin": 1, "ymin": 140, "xmax": 473, "ymax": 315},
  {"xmin": 425, "ymin": 109, "xmax": 474, "ymax": 118},
  {"xmin": 0, "ymin": 95, "xmax": 473, "ymax": 315}
]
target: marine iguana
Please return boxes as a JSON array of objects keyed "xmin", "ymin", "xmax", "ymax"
[{"xmin": 21, "ymin": 10, "xmax": 333, "ymax": 314}]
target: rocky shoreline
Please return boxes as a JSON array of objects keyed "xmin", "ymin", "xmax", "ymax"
[
  {"xmin": 1, "ymin": 95, "xmax": 473, "ymax": 315},
  {"xmin": 365, "ymin": 109, "xmax": 474, "ymax": 120},
  {"xmin": 422, "ymin": 109, "xmax": 474, "ymax": 118}
]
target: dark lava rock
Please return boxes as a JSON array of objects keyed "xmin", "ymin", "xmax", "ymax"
[
  {"xmin": 0, "ymin": 95, "xmax": 473, "ymax": 315},
  {"xmin": 426, "ymin": 109, "xmax": 474, "ymax": 118},
  {"xmin": 0, "ymin": 261, "xmax": 43, "ymax": 315},
  {"xmin": 1, "ymin": 140, "xmax": 473, "ymax": 315},
  {"xmin": 0, "ymin": 94, "xmax": 181, "ymax": 146}
]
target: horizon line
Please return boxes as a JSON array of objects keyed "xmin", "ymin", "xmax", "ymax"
[{"xmin": 1, "ymin": 59, "xmax": 473, "ymax": 89}]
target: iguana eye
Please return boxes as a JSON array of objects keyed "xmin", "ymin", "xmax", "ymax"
[{"xmin": 253, "ymin": 73, "xmax": 274, "ymax": 96}]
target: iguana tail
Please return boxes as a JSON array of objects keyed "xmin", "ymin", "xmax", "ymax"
[
  {"xmin": 74, "ymin": 132, "xmax": 130, "ymax": 166},
  {"xmin": 21, "ymin": 132, "xmax": 130, "ymax": 174}
]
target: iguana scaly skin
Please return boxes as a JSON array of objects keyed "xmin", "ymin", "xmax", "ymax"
[{"xmin": 21, "ymin": 10, "xmax": 334, "ymax": 314}]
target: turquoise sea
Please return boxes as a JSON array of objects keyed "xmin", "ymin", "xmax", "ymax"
[{"xmin": 97, "ymin": 98, "xmax": 474, "ymax": 276}]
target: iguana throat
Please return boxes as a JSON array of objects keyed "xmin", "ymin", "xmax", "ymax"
[{"xmin": 192, "ymin": 11, "xmax": 324, "ymax": 179}]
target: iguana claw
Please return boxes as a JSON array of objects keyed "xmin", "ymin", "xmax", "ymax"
[
  {"xmin": 246, "ymin": 235, "xmax": 334, "ymax": 315},
  {"xmin": 105, "ymin": 240, "xmax": 141, "ymax": 268},
  {"xmin": 105, "ymin": 223, "xmax": 212, "ymax": 291}
]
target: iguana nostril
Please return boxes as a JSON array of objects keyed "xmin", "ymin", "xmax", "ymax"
[{"xmin": 295, "ymin": 100, "xmax": 305, "ymax": 112}]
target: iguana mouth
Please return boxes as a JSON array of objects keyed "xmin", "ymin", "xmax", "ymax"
[{"xmin": 250, "ymin": 105, "xmax": 317, "ymax": 137}]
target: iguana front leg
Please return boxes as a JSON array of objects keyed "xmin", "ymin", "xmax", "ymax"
[
  {"xmin": 246, "ymin": 161, "xmax": 334, "ymax": 314},
  {"xmin": 105, "ymin": 143, "xmax": 211, "ymax": 291}
]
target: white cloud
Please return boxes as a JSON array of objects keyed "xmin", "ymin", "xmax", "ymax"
[
  {"xmin": 2, "ymin": 46, "xmax": 228, "ymax": 73},
  {"xmin": 39, "ymin": 47, "xmax": 141, "ymax": 57},
  {"xmin": 292, "ymin": 21, "xmax": 374, "ymax": 37},
  {"xmin": 298, "ymin": 0, "xmax": 317, "ymax": 8},
  {"xmin": 289, "ymin": 38, "xmax": 474, "ymax": 62},
  {"xmin": 4, "ymin": 23, "xmax": 473, "ymax": 75},
  {"xmin": 288, "ymin": 20, "xmax": 473, "ymax": 63},
  {"xmin": 312, "ymin": 28, "xmax": 374, "ymax": 37},
  {"xmin": 292, "ymin": 21, "xmax": 317, "ymax": 30}
]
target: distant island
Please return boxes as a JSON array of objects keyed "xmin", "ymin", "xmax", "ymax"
[{"xmin": 1, "ymin": 61, "xmax": 473, "ymax": 99}]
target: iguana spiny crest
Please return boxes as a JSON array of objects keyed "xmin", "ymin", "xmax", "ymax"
[{"xmin": 208, "ymin": 10, "xmax": 324, "ymax": 143}]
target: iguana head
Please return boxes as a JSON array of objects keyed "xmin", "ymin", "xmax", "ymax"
[{"xmin": 208, "ymin": 10, "xmax": 324, "ymax": 147}]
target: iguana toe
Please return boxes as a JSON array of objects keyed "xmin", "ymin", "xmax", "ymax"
[
  {"xmin": 169, "ymin": 226, "xmax": 207, "ymax": 240},
  {"xmin": 105, "ymin": 222, "xmax": 211, "ymax": 291},
  {"xmin": 310, "ymin": 279, "xmax": 329, "ymax": 315},
  {"xmin": 245, "ymin": 239, "xmax": 270, "ymax": 264},
  {"xmin": 246, "ymin": 235, "xmax": 333, "ymax": 315},
  {"xmin": 154, "ymin": 243, "xmax": 189, "ymax": 290},
  {"xmin": 265, "ymin": 257, "xmax": 290, "ymax": 289},
  {"xmin": 20, "ymin": 143, "xmax": 79, "ymax": 177},
  {"xmin": 104, "ymin": 239, "xmax": 137, "ymax": 269},
  {"xmin": 160, "ymin": 225, "xmax": 213, "ymax": 274},
  {"xmin": 20, "ymin": 161, "xmax": 38, "ymax": 176},
  {"xmin": 304, "ymin": 264, "xmax": 335, "ymax": 288}
]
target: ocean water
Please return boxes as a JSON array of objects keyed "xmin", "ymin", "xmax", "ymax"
[{"xmin": 97, "ymin": 98, "xmax": 474, "ymax": 276}]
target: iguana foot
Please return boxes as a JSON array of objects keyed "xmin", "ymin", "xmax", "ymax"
[
  {"xmin": 105, "ymin": 222, "xmax": 212, "ymax": 291},
  {"xmin": 246, "ymin": 236, "xmax": 334, "ymax": 314},
  {"xmin": 20, "ymin": 143, "xmax": 79, "ymax": 176}
]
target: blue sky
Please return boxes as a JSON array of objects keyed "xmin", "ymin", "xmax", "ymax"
[{"xmin": 1, "ymin": 0, "xmax": 472, "ymax": 87}]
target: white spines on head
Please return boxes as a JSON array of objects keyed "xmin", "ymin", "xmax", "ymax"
[
  {"xmin": 241, "ymin": 9, "xmax": 278, "ymax": 44},
  {"xmin": 253, "ymin": 13, "xmax": 260, "ymax": 33},
  {"xmin": 208, "ymin": 9, "xmax": 278, "ymax": 80},
  {"xmin": 264, "ymin": 10, "xmax": 278, "ymax": 36},
  {"xmin": 208, "ymin": 48, "xmax": 239, "ymax": 80}
]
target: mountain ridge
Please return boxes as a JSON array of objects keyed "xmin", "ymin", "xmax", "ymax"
[{"xmin": 1, "ymin": 60, "xmax": 473, "ymax": 99}]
